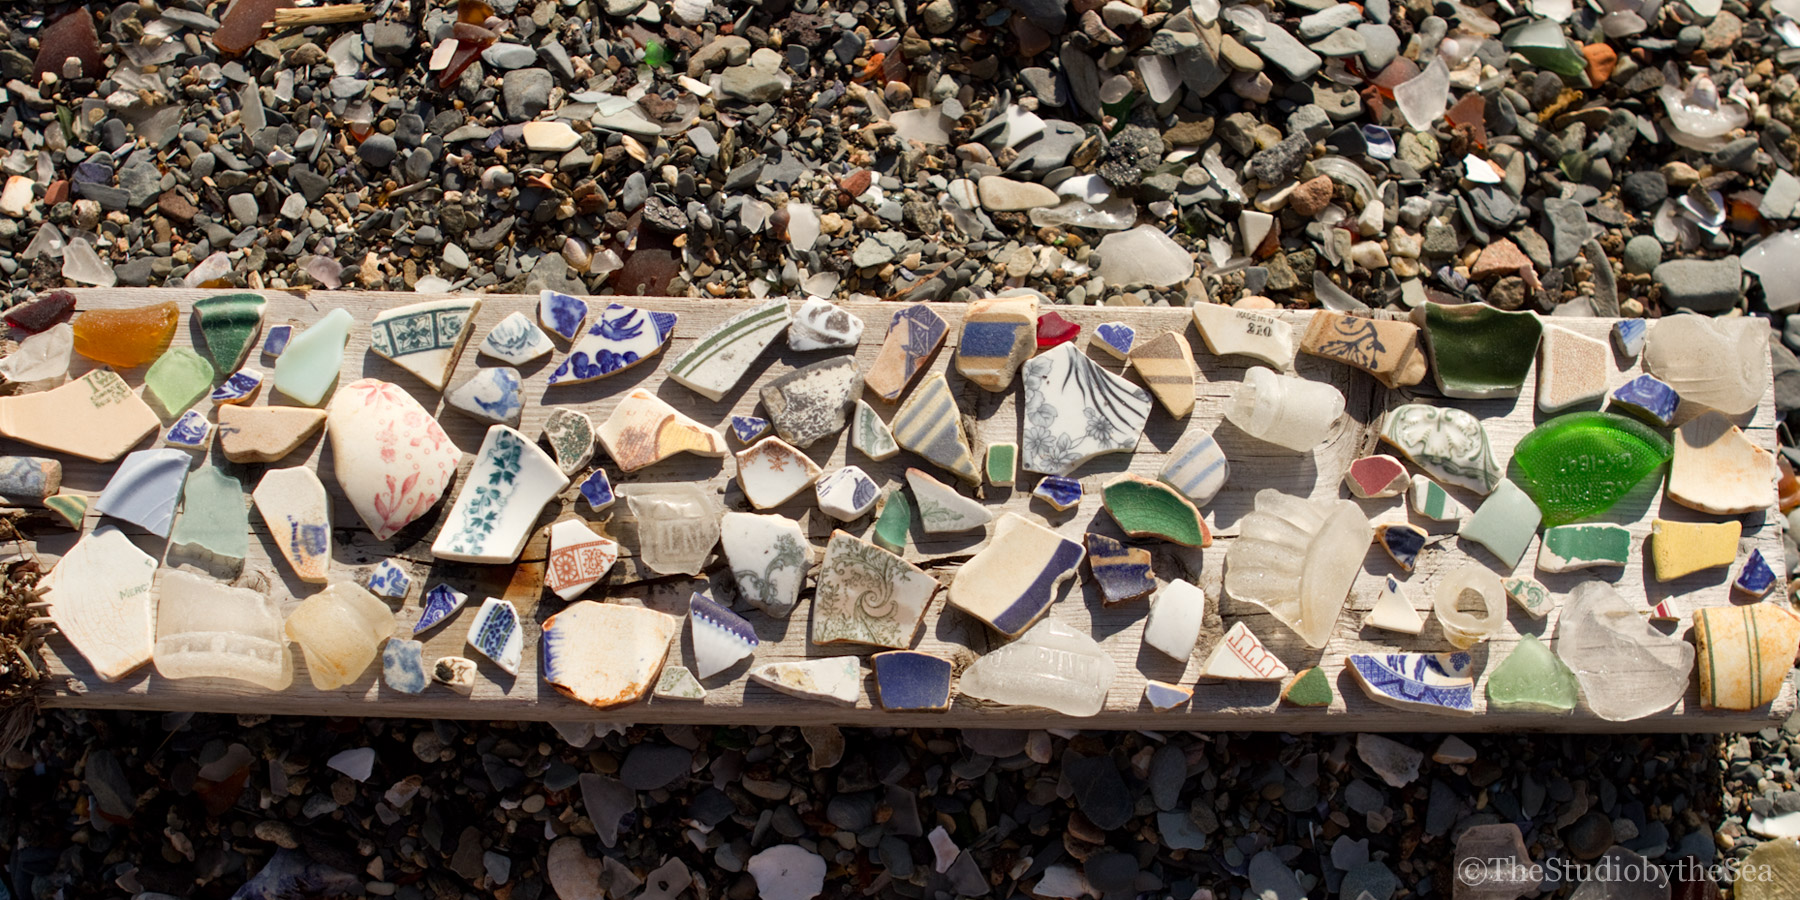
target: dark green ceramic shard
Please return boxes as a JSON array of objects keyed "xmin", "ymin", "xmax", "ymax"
[
  {"xmin": 1510, "ymin": 411, "xmax": 1673, "ymax": 527},
  {"xmin": 1410, "ymin": 301, "xmax": 1543, "ymax": 399}
]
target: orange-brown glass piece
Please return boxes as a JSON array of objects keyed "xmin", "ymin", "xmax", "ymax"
[
  {"xmin": 1779, "ymin": 455, "xmax": 1799, "ymax": 514},
  {"xmin": 72, "ymin": 301, "xmax": 180, "ymax": 368}
]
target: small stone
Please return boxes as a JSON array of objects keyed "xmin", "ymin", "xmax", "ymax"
[
  {"xmin": 1356, "ymin": 734, "xmax": 1423, "ymax": 787},
  {"xmin": 1365, "ymin": 574, "xmax": 1423, "ymax": 634},
  {"xmin": 747, "ymin": 845, "xmax": 825, "ymax": 900},
  {"xmin": 977, "ymin": 175, "xmax": 1059, "ymax": 211},
  {"xmin": 1096, "ymin": 224, "xmax": 1195, "ymax": 287},
  {"xmin": 1654, "ymin": 257, "xmax": 1743, "ymax": 312}
]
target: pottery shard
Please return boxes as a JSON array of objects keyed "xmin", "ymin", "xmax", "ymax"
[
  {"xmin": 1299, "ymin": 312, "xmax": 1428, "ymax": 388},
  {"xmin": 218, "ymin": 405, "xmax": 327, "ymax": 463},
  {"xmin": 327, "ymin": 379, "xmax": 463, "ymax": 541},
  {"xmin": 1693, "ymin": 604, "xmax": 1800, "ymax": 710}
]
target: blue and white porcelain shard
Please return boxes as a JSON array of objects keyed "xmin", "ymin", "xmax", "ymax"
[
  {"xmin": 1159, "ymin": 430, "xmax": 1229, "ymax": 505},
  {"xmin": 93, "ymin": 448, "xmax": 191, "ymax": 537},
  {"xmin": 466, "ymin": 597, "xmax": 524, "ymax": 675},
  {"xmin": 1019, "ymin": 342, "xmax": 1152, "ymax": 476},
  {"xmin": 1735, "ymin": 548, "xmax": 1777, "ymax": 597},
  {"xmin": 413, "ymin": 584, "xmax": 470, "ymax": 634},
  {"xmin": 479, "ymin": 311, "xmax": 554, "ymax": 364},
  {"xmin": 1608, "ymin": 373, "xmax": 1680, "ymax": 427},
  {"xmin": 431, "ymin": 425, "xmax": 569, "ymax": 564},
  {"xmin": 1612, "ymin": 318, "xmax": 1647, "ymax": 358},
  {"xmin": 729, "ymin": 415, "xmax": 771, "ymax": 443},
  {"xmin": 382, "ymin": 639, "xmax": 428, "ymax": 694},
  {"xmin": 444, "ymin": 366, "xmax": 524, "ymax": 428},
  {"xmin": 539, "ymin": 289, "xmax": 590, "ymax": 342},
  {"xmin": 1143, "ymin": 680, "xmax": 1192, "ymax": 711},
  {"xmin": 816, "ymin": 466, "xmax": 880, "ymax": 521},
  {"xmin": 1346, "ymin": 651, "xmax": 1476, "ymax": 715},
  {"xmin": 547, "ymin": 303, "xmax": 677, "ymax": 385},
  {"xmin": 364, "ymin": 559, "xmax": 411, "ymax": 599},
  {"xmin": 579, "ymin": 469, "xmax": 615, "ymax": 512},
  {"xmin": 948, "ymin": 513, "xmax": 1086, "ymax": 638},
  {"xmin": 164, "ymin": 410, "xmax": 212, "ymax": 449},
  {"xmin": 209, "ymin": 367, "xmax": 264, "ymax": 404},
  {"xmin": 541, "ymin": 601, "xmax": 681, "ymax": 708},
  {"xmin": 1093, "ymin": 322, "xmax": 1136, "ymax": 360},
  {"xmin": 688, "ymin": 591, "xmax": 760, "ymax": 679},
  {"xmin": 1377, "ymin": 523, "xmax": 1427, "ymax": 571},
  {"xmin": 1032, "ymin": 475, "xmax": 1083, "ymax": 511},
  {"xmin": 1085, "ymin": 532, "xmax": 1155, "ymax": 603},
  {"xmin": 872, "ymin": 651, "xmax": 954, "ymax": 711},
  {"xmin": 262, "ymin": 324, "xmax": 292, "ymax": 357},
  {"xmin": 666, "ymin": 298, "xmax": 791, "ymax": 402}
]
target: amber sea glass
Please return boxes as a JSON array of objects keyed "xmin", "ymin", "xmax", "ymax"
[{"xmin": 71, "ymin": 301, "xmax": 180, "ymax": 368}]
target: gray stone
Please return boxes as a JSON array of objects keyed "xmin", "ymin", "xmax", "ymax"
[
  {"xmin": 1310, "ymin": 28, "xmax": 1367, "ymax": 56},
  {"xmin": 482, "ymin": 42, "xmax": 538, "ymax": 70},
  {"xmin": 1772, "ymin": 331, "xmax": 1800, "ymax": 414},
  {"xmin": 1543, "ymin": 198, "xmax": 1590, "ymax": 268},
  {"xmin": 1149, "ymin": 744, "xmax": 1185, "ymax": 811},
  {"xmin": 1621, "ymin": 171, "xmax": 1668, "ymax": 210},
  {"xmin": 1296, "ymin": 4, "xmax": 1362, "ymax": 38},
  {"xmin": 229, "ymin": 193, "xmax": 258, "ymax": 224},
  {"xmin": 1248, "ymin": 133, "xmax": 1310, "ymax": 185},
  {"xmin": 1357, "ymin": 24, "xmax": 1400, "ymax": 69},
  {"xmin": 357, "ymin": 134, "xmax": 398, "ymax": 168},
  {"xmin": 720, "ymin": 65, "xmax": 786, "ymax": 102},
  {"xmin": 501, "ymin": 68, "xmax": 553, "ymax": 121},
  {"xmin": 1083, "ymin": 852, "xmax": 1136, "ymax": 895},
  {"xmin": 1622, "ymin": 235, "xmax": 1662, "ymax": 275},
  {"xmin": 619, "ymin": 744, "xmax": 692, "ymax": 791},
  {"xmin": 1653, "ymin": 257, "xmax": 1742, "ymax": 312},
  {"xmin": 1247, "ymin": 851, "xmax": 1304, "ymax": 900},
  {"xmin": 1065, "ymin": 753, "xmax": 1131, "ymax": 830},
  {"xmin": 1342, "ymin": 862, "xmax": 1399, "ymax": 900}
]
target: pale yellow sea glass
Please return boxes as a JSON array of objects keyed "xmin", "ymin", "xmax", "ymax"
[{"xmin": 284, "ymin": 582, "xmax": 393, "ymax": 690}]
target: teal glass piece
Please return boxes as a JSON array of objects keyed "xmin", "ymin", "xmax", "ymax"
[
  {"xmin": 1410, "ymin": 301, "xmax": 1543, "ymax": 399},
  {"xmin": 1510, "ymin": 411, "xmax": 1673, "ymax": 527}
]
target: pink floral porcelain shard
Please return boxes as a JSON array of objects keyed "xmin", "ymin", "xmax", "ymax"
[{"xmin": 326, "ymin": 378, "xmax": 462, "ymax": 541}]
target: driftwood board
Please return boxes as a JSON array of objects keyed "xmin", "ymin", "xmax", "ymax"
[{"xmin": 27, "ymin": 288, "xmax": 1795, "ymax": 732}]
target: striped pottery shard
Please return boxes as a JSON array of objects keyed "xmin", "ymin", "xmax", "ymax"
[
  {"xmin": 1160, "ymin": 430, "xmax": 1229, "ymax": 505},
  {"xmin": 1298, "ymin": 311, "xmax": 1428, "ymax": 388},
  {"xmin": 954, "ymin": 294, "xmax": 1037, "ymax": 391},
  {"xmin": 1020, "ymin": 343, "xmax": 1152, "ymax": 476},
  {"xmin": 668, "ymin": 299, "xmax": 790, "ymax": 401},
  {"xmin": 810, "ymin": 530, "xmax": 940, "ymax": 649},
  {"xmin": 44, "ymin": 524, "xmax": 157, "ymax": 682},
  {"xmin": 1084, "ymin": 532, "xmax": 1155, "ymax": 604},
  {"xmin": 1128, "ymin": 331, "xmax": 1197, "ymax": 418},
  {"xmin": 948, "ymin": 513, "xmax": 1084, "ymax": 638},
  {"xmin": 0, "ymin": 368, "xmax": 159, "ymax": 462},
  {"xmin": 368, "ymin": 296, "xmax": 481, "ymax": 391},
  {"xmin": 596, "ymin": 388, "xmax": 727, "ymax": 472},
  {"xmin": 542, "ymin": 601, "xmax": 680, "ymax": 709},
  {"xmin": 891, "ymin": 372, "xmax": 980, "ymax": 484},
  {"xmin": 1693, "ymin": 603, "xmax": 1800, "ymax": 710},
  {"xmin": 865, "ymin": 304, "xmax": 948, "ymax": 402},
  {"xmin": 546, "ymin": 303, "xmax": 676, "ymax": 386},
  {"xmin": 759, "ymin": 356, "xmax": 861, "ymax": 448},
  {"xmin": 327, "ymin": 379, "xmax": 461, "ymax": 541}
]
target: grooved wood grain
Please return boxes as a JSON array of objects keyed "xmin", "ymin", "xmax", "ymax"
[{"xmin": 29, "ymin": 289, "xmax": 1794, "ymax": 731}]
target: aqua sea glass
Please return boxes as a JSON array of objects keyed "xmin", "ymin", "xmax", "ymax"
[{"xmin": 1509, "ymin": 411, "xmax": 1673, "ymax": 527}]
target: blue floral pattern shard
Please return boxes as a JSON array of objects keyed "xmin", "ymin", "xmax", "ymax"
[
  {"xmin": 364, "ymin": 559, "xmax": 411, "ymax": 599},
  {"xmin": 547, "ymin": 303, "xmax": 677, "ymax": 385},
  {"xmin": 466, "ymin": 598, "xmax": 523, "ymax": 675},
  {"xmin": 209, "ymin": 368, "xmax": 264, "ymax": 404},
  {"xmin": 729, "ymin": 415, "xmax": 771, "ymax": 443},
  {"xmin": 164, "ymin": 410, "xmax": 211, "ymax": 449},
  {"xmin": 383, "ymin": 639, "xmax": 428, "ymax": 694},
  {"xmin": 1611, "ymin": 318, "xmax": 1647, "ymax": 357},
  {"xmin": 414, "ymin": 583, "xmax": 470, "ymax": 634},
  {"xmin": 1032, "ymin": 475, "xmax": 1083, "ymax": 511},
  {"xmin": 1608, "ymin": 374, "xmax": 1680, "ymax": 427},
  {"xmin": 1347, "ymin": 651, "xmax": 1475, "ymax": 714},
  {"xmin": 1735, "ymin": 548, "xmax": 1777, "ymax": 597},
  {"xmin": 1094, "ymin": 322, "xmax": 1136, "ymax": 358},
  {"xmin": 538, "ymin": 289, "xmax": 590, "ymax": 341},
  {"xmin": 579, "ymin": 469, "xmax": 615, "ymax": 512}
]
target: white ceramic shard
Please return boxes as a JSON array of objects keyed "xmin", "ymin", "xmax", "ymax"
[
  {"xmin": 1365, "ymin": 575, "xmax": 1423, "ymax": 635},
  {"xmin": 720, "ymin": 512, "xmax": 811, "ymax": 618},
  {"xmin": 1667, "ymin": 410, "xmax": 1779, "ymax": 516},
  {"xmin": 153, "ymin": 569, "xmax": 293, "ymax": 691},
  {"xmin": 0, "ymin": 368, "xmax": 159, "ymax": 462},
  {"xmin": 1199, "ymin": 621, "xmax": 1292, "ymax": 681},
  {"xmin": 688, "ymin": 592, "xmax": 760, "ymax": 678},
  {"xmin": 667, "ymin": 299, "xmax": 790, "ymax": 401},
  {"xmin": 1224, "ymin": 366, "xmax": 1345, "ymax": 452},
  {"xmin": 545, "ymin": 519, "xmax": 619, "ymax": 601},
  {"xmin": 45, "ymin": 525, "xmax": 157, "ymax": 682},
  {"xmin": 432, "ymin": 425, "xmax": 569, "ymax": 564},
  {"xmin": 252, "ymin": 466, "xmax": 333, "ymax": 583},
  {"xmin": 368, "ymin": 296, "xmax": 481, "ymax": 390},
  {"xmin": 810, "ymin": 530, "xmax": 940, "ymax": 649},
  {"xmin": 654, "ymin": 665, "xmax": 707, "ymax": 700},
  {"xmin": 750, "ymin": 657, "xmax": 863, "ymax": 705},
  {"xmin": 1225, "ymin": 489, "xmax": 1371, "ymax": 649},
  {"xmin": 959, "ymin": 618, "xmax": 1115, "ymax": 716},
  {"xmin": 542, "ymin": 601, "xmax": 679, "ymax": 708},
  {"xmin": 465, "ymin": 597, "xmax": 524, "ymax": 675},
  {"xmin": 1160, "ymin": 429, "xmax": 1230, "ymax": 505},
  {"xmin": 1143, "ymin": 579, "xmax": 1208, "ymax": 660},
  {"xmin": 816, "ymin": 465, "xmax": 880, "ymax": 520},
  {"xmin": 479, "ymin": 311, "xmax": 554, "ymax": 364},
  {"xmin": 735, "ymin": 436, "xmax": 823, "ymax": 509},
  {"xmin": 949, "ymin": 513, "xmax": 1085, "ymax": 638},
  {"xmin": 1191, "ymin": 303, "xmax": 1296, "ymax": 368},
  {"xmin": 786, "ymin": 296, "xmax": 864, "ymax": 350},
  {"xmin": 905, "ymin": 467, "xmax": 992, "ymax": 533},
  {"xmin": 596, "ymin": 387, "xmax": 727, "ymax": 472},
  {"xmin": 327, "ymin": 379, "xmax": 461, "ymax": 541},
  {"xmin": 444, "ymin": 366, "xmax": 524, "ymax": 428},
  {"xmin": 1555, "ymin": 581, "xmax": 1696, "ymax": 721},
  {"xmin": 1019, "ymin": 342, "xmax": 1153, "ymax": 475},
  {"xmin": 851, "ymin": 400, "xmax": 900, "ymax": 461}
]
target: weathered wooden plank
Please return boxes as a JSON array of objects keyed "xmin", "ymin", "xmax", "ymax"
[{"xmin": 29, "ymin": 288, "xmax": 1794, "ymax": 731}]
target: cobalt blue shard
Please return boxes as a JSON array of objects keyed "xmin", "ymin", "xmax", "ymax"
[
  {"xmin": 1377, "ymin": 523, "xmax": 1427, "ymax": 572},
  {"xmin": 1094, "ymin": 322, "xmax": 1136, "ymax": 357},
  {"xmin": 383, "ymin": 639, "xmax": 428, "ymax": 694},
  {"xmin": 872, "ymin": 651, "xmax": 953, "ymax": 711},
  {"xmin": 1085, "ymin": 532, "xmax": 1154, "ymax": 604},
  {"xmin": 1346, "ymin": 651, "xmax": 1475, "ymax": 714},
  {"xmin": 546, "ymin": 304, "xmax": 678, "ymax": 385},
  {"xmin": 983, "ymin": 530, "xmax": 1086, "ymax": 637},
  {"xmin": 958, "ymin": 320, "xmax": 1024, "ymax": 358},
  {"xmin": 1362, "ymin": 125, "xmax": 1395, "ymax": 160},
  {"xmin": 1608, "ymin": 374, "xmax": 1680, "ymax": 427},
  {"xmin": 729, "ymin": 415, "xmax": 770, "ymax": 443},
  {"xmin": 210, "ymin": 368, "xmax": 263, "ymax": 403},
  {"xmin": 539, "ymin": 289, "xmax": 589, "ymax": 341},
  {"xmin": 689, "ymin": 591, "xmax": 760, "ymax": 678},
  {"xmin": 164, "ymin": 410, "xmax": 211, "ymax": 448},
  {"xmin": 413, "ymin": 583, "xmax": 470, "ymax": 634},
  {"xmin": 579, "ymin": 469, "xmax": 615, "ymax": 511},
  {"xmin": 1735, "ymin": 548, "xmax": 1777, "ymax": 597},
  {"xmin": 1143, "ymin": 680, "xmax": 1192, "ymax": 711},
  {"xmin": 262, "ymin": 324, "xmax": 292, "ymax": 357},
  {"xmin": 364, "ymin": 559, "xmax": 410, "ymax": 599},
  {"xmin": 1032, "ymin": 475, "xmax": 1083, "ymax": 511},
  {"xmin": 1612, "ymin": 318, "xmax": 1648, "ymax": 357}
]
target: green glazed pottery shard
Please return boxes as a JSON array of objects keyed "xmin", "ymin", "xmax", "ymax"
[
  {"xmin": 191, "ymin": 293, "xmax": 267, "ymax": 374},
  {"xmin": 1536, "ymin": 523, "xmax": 1631, "ymax": 572},
  {"xmin": 1510, "ymin": 411, "xmax": 1673, "ymax": 527},
  {"xmin": 1410, "ymin": 301, "xmax": 1543, "ymax": 400},
  {"xmin": 1485, "ymin": 633, "xmax": 1578, "ymax": 713},
  {"xmin": 1101, "ymin": 474, "xmax": 1210, "ymax": 547},
  {"xmin": 44, "ymin": 493, "xmax": 85, "ymax": 528},
  {"xmin": 872, "ymin": 489, "xmax": 911, "ymax": 553},
  {"xmin": 1283, "ymin": 666, "xmax": 1332, "ymax": 707}
]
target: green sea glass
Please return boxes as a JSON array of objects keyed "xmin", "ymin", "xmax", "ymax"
[
  {"xmin": 1510, "ymin": 411, "xmax": 1673, "ymax": 526},
  {"xmin": 274, "ymin": 308, "xmax": 353, "ymax": 406},
  {"xmin": 1485, "ymin": 634, "xmax": 1578, "ymax": 713},
  {"xmin": 191, "ymin": 292, "xmax": 267, "ymax": 374},
  {"xmin": 143, "ymin": 346, "xmax": 215, "ymax": 419},
  {"xmin": 873, "ymin": 488, "xmax": 911, "ymax": 553},
  {"xmin": 169, "ymin": 465, "xmax": 249, "ymax": 568},
  {"xmin": 1410, "ymin": 301, "xmax": 1543, "ymax": 399}
]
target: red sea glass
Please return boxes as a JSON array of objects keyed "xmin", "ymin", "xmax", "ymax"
[
  {"xmin": 5, "ymin": 290, "xmax": 76, "ymax": 333},
  {"xmin": 1035, "ymin": 311, "xmax": 1080, "ymax": 350},
  {"xmin": 1510, "ymin": 411, "xmax": 1673, "ymax": 527}
]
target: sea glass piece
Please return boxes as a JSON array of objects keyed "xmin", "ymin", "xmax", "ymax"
[
  {"xmin": 546, "ymin": 303, "xmax": 676, "ymax": 385},
  {"xmin": 1160, "ymin": 430, "xmax": 1229, "ymax": 504},
  {"xmin": 368, "ymin": 297, "xmax": 481, "ymax": 390},
  {"xmin": 545, "ymin": 519, "xmax": 618, "ymax": 601},
  {"xmin": 191, "ymin": 293, "xmax": 267, "ymax": 374},
  {"xmin": 787, "ymin": 297, "xmax": 864, "ymax": 350},
  {"xmin": 5, "ymin": 291, "xmax": 75, "ymax": 334},
  {"xmin": 71, "ymin": 301, "xmax": 179, "ymax": 368},
  {"xmin": 1225, "ymin": 489, "xmax": 1371, "ymax": 648},
  {"xmin": 1649, "ymin": 518, "xmax": 1739, "ymax": 581},
  {"xmin": 44, "ymin": 525, "xmax": 157, "ymax": 682},
  {"xmin": 274, "ymin": 308, "xmax": 353, "ymax": 406},
  {"xmin": 1667, "ymin": 410, "xmax": 1779, "ymax": 515},
  {"xmin": 1035, "ymin": 311, "xmax": 1081, "ymax": 351},
  {"xmin": 1693, "ymin": 603, "xmax": 1800, "ymax": 710},
  {"xmin": 1224, "ymin": 366, "xmax": 1345, "ymax": 453},
  {"xmin": 93, "ymin": 448, "xmax": 190, "ymax": 537},
  {"xmin": 1459, "ymin": 479, "xmax": 1542, "ymax": 568},
  {"xmin": 958, "ymin": 618, "xmax": 1115, "ymax": 716},
  {"xmin": 465, "ymin": 598, "xmax": 523, "ymax": 675},
  {"xmin": 1381, "ymin": 404, "xmax": 1500, "ymax": 495},
  {"xmin": 1432, "ymin": 565, "xmax": 1506, "ymax": 649},
  {"xmin": 1020, "ymin": 342, "xmax": 1153, "ymax": 474},
  {"xmin": 1510, "ymin": 411, "xmax": 1672, "ymax": 526},
  {"xmin": 327, "ymin": 379, "xmax": 460, "ymax": 540},
  {"xmin": 144, "ymin": 347, "xmax": 215, "ymax": 420},
  {"xmin": 864, "ymin": 304, "xmax": 948, "ymax": 401},
  {"xmin": 1410, "ymin": 301, "xmax": 1543, "ymax": 399},
  {"xmin": 542, "ymin": 602, "xmax": 679, "ymax": 708},
  {"xmin": 284, "ymin": 582, "xmax": 393, "ymax": 691},
  {"xmin": 955, "ymin": 294, "xmax": 1037, "ymax": 391},
  {"xmin": 1086, "ymin": 532, "xmax": 1155, "ymax": 604},
  {"xmin": 949, "ymin": 513, "xmax": 1084, "ymax": 637},
  {"xmin": 750, "ymin": 657, "xmax": 864, "ymax": 705},
  {"xmin": 759, "ymin": 357, "xmax": 861, "ymax": 448},
  {"xmin": 1642, "ymin": 313, "xmax": 1767, "ymax": 417},
  {"xmin": 1299, "ymin": 312, "xmax": 1428, "ymax": 388},
  {"xmin": 596, "ymin": 388, "xmax": 727, "ymax": 472},
  {"xmin": 892, "ymin": 373, "xmax": 980, "ymax": 483},
  {"xmin": 669, "ymin": 299, "xmax": 789, "ymax": 401},
  {"xmin": 169, "ymin": 466, "xmax": 250, "ymax": 570},
  {"xmin": 720, "ymin": 512, "xmax": 810, "ymax": 618},
  {"xmin": 1347, "ymin": 651, "xmax": 1476, "ymax": 715},
  {"xmin": 627, "ymin": 484, "xmax": 720, "ymax": 576},
  {"xmin": 1128, "ymin": 331, "xmax": 1197, "ymax": 418},
  {"xmin": 1555, "ymin": 581, "xmax": 1695, "ymax": 721},
  {"xmin": 1101, "ymin": 474, "xmax": 1210, "ymax": 547},
  {"xmin": 433, "ymin": 425, "xmax": 569, "ymax": 564},
  {"xmin": 871, "ymin": 489, "xmax": 910, "ymax": 551},
  {"xmin": 1485, "ymin": 634, "xmax": 1578, "ymax": 713},
  {"xmin": 154, "ymin": 569, "xmax": 292, "ymax": 690},
  {"xmin": 1143, "ymin": 579, "xmax": 1208, "ymax": 661},
  {"xmin": 0, "ymin": 322, "xmax": 73, "ymax": 384}
]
